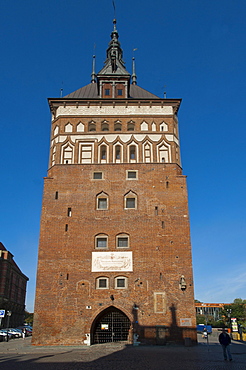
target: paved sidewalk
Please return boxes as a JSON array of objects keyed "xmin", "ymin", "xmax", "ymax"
[{"xmin": 0, "ymin": 334, "xmax": 245, "ymax": 369}]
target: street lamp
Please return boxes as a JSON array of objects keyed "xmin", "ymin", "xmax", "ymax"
[
  {"xmin": 6, "ymin": 311, "xmax": 12, "ymax": 342},
  {"xmin": 227, "ymin": 309, "xmax": 232, "ymax": 338}
]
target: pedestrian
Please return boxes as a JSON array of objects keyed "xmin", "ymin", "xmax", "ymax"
[
  {"xmin": 202, "ymin": 327, "xmax": 208, "ymax": 339},
  {"xmin": 22, "ymin": 328, "xmax": 26, "ymax": 339},
  {"xmin": 219, "ymin": 328, "xmax": 232, "ymax": 361}
]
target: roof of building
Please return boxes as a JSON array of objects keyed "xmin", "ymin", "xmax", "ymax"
[
  {"xmin": 64, "ymin": 83, "xmax": 160, "ymax": 99},
  {"xmin": 0, "ymin": 242, "xmax": 29, "ymax": 280}
]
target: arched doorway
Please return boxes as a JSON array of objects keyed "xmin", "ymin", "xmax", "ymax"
[{"xmin": 91, "ymin": 306, "xmax": 131, "ymax": 344}]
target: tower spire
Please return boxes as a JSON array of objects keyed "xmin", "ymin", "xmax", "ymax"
[
  {"xmin": 91, "ymin": 55, "xmax": 96, "ymax": 83},
  {"xmin": 132, "ymin": 56, "xmax": 137, "ymax": 85},
  {"xmin": 97, "ymin": 18, "xmax": 130, "ymax": 77}
]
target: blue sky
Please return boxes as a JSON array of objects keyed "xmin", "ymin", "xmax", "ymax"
[{"xmin": 1, "ymin": 0, "xmax": 246, "ymax": 312}]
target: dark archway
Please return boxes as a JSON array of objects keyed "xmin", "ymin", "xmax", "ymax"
[{"xmin": 91, "ymin": 306, "xmax": 131, "ymax": 344}]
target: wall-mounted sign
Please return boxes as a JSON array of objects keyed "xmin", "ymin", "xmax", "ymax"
[
  {"xmin": 92, "ymin": 251, "xmax": 133, "ymax": 272},
  {"xmin": 180, "ymin": 318, "xmax": 192, "ymax": 326}
]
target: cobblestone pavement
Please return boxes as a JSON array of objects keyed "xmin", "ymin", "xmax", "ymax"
[{"xmin": 0, "ymin": 332, "xmax": 245, "ymax": 369}]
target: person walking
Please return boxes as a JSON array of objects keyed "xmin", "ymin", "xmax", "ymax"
[
  {"xmin": 22, "ymin": 328, "xmax": 26, "ymax": 339},
  {"xmin": 219, "ymin": 328, "xmax": 232, "ymax": 361}
]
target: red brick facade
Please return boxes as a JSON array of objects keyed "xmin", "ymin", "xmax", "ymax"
[
  {"xmin": 32, "ymin": 20, "xmax": 196, "ymax": 346},
  {"xmin": 0, "ymin": 243, "xmax": 28, "ymax": 328}
]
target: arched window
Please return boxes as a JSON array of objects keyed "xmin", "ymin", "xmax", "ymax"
[
  {"xmin": 124, "ymin": 191, "xmax": 137, "ymax": 209},
  {"xmin": 96, "ymin": 192, "xmax": 108, "ymax": 210},
  {"xmin": 88, "ymin": 122, "xmax": 96, "ymax": 131},
  {"xmin": 140, "ymin": 121, "xmax": 148, "ymax": 131},
  {"xmin": 114, "ymin": 123, "xmax": 122, "ymax": 131},
  {"xmin": 127, "ymin": 122, "xmax": 135, "ymax": 131},
  {"xmin": 65, "ymin": 123, "xmax": 73, "ymax": 133},
  {"xmin": 77, "ymin": 122, "xmax": 84, "ymax": 132},
  {"xmin": 160, "ymin": 122, "xmax": 168, "ymax": 132},
  {"xmin": 128, "ymin": 144, "xmax": 138, "ymax": 163},
  {"xmin": 100, "ymin": 145, "xmax": 107, "ymax": 163},
  {"xmin": 157, "ymin": 142, "xmax": 169, "ymax": 163},
  {"xmin": 101, "ymin": 122, "xmax": 109, "ymax": 131},
  {"xmin": 115, "ymin": 145, "xmax": 121, "ymax": 160},
  {"xmin": 62, "ymin": 144, "xmax": 74, "ymax": 164},
  {"xmin": 143, "ymin": 142, "xmax": 152, "ymax": 163}
]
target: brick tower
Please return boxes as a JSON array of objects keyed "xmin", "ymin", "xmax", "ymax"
[{"xmin": 32, "ymin": 19, "xmax": 196, "ymax": 346}]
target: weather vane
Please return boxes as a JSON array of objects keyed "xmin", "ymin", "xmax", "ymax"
[{"xmin": 112, "ymin": 0, "xmax": 116, "ymax": 18}]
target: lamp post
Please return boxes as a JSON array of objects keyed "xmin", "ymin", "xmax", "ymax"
[
  {"xmin": 227, "ymin": 309, "xmax": 232, "ymax": 338},
  {"xmin": 6, "ymin": 311, "xmax": 12, "ymax": 342}
]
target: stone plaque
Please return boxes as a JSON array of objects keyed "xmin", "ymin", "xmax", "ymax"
[{"xmin": 92, "ymin": 251, "xmax": 133, "ymax": 272}]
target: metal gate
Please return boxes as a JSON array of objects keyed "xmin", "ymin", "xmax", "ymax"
[{"xmin": 93, "ymin": 307, "xmax": 131, "ymax": 344}]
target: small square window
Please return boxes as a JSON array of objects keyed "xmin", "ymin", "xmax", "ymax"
[
  {"xmin": 98, "ymin": 198, "xmax": 107, "ymax": 209},
  {"xmin": 97, "ymin": 277, "xmax": 109, "ymax": 289},
  {"xmin": 93, "ymin": 172, "xmax": 103, "ymax": 179},
  {"xmin": 117, "ymin": 278, "xmax": 125, "ymax": 287},
  {"xmin": 117, "ymin": 89, "xmax": 123, "ymax": 96},
  {"xmin": 115, "ymin": 277, "xmax": 127, "ymax": 289},
  {"xmin": 96, "ymin": 237, "xmax": 107, "ymax": 249},
  {"xmin": 127, "ymin": 171, "xmax": 137, "ymax": 179},
  {"xmin": 99, "ymin": 279, "xmax": 107, "ymax": 288},
  {"xmin": 126, "ymin": 198, "xmax": 135, "ymax": 209},
  {"xmin": 117, "ymin": 237, "xmax": 128, "ymax": 248}
]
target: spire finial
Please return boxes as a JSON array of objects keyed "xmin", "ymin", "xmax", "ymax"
[{"xmin": 91, "ymin": 55, "xmax": 96, "ymax": 83}]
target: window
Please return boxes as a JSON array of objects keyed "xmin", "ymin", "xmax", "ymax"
[
  {"xmin": 96, "ymin": 192, "xmax": 108, "ymax": 210},
  {"xmin": 96, "ymin": 277, "xmax": 109, "ymax": 289},
  {"xmin": 127, "ymin": 123, "xmax": 135, "ymax": 131},
  {"xmin": 124, "ymin": 191, "xmax": 137, "ymax": 209},
  {"xmin": 117, "ymin": 234, "xmax": 129, "ymax": 248},
  {"xmin": 115, "ymin": 276, "xmax": 128, "ymax": 289},
  {"xmin": 101, "ymin": 145, "xmax": 107, "ymax": 160},
  {"xmin": 130, "ymin": 146, "xmax": 136, "ymax": 160},
  {"xmin": 95, "ymin": 235, "xmax": 108, "ymax": 249},
  {"xmin": 114, "ymin": 123, "xmax": 122, "ymax": 131},
  {"xmin": 117, "ymin": 89, "xmax": 123, "ymax": 96},
  {"xmin": 88, "ymin": 123, "xmax": 96, "ymax": 131},
  {"xmin": 93, "ymin": 172, "xmax": 103, "ymax": 179},
  {"xmin": 143, "ymin": 142, "xmax": 152, "ymax": 163},
  {"xmin": 98, "ymin": 198, "xmax": 107, "ymax": 209},
  {"xmin": 126, "ymin": 198, "xmax": 135, "ymax": 209},
  {"xmin": 67, "ymin": 208, "xmax": 72, "ymax": 217},
  {"xmin": 101, "ymin": 122, "xmax": 109, "ymax": 131},
  {"xmin": 80, "ymin": 143, "xmax": 93, "ymax": 164},
  {"xmin": 105, "ymin": 89, "xmax": 110, "ymax": 96},
  {"xmin": 115, "ymin": 145, "xmax": 121, "ymax": 160},
  {"xmin": 62, "ymin": 145, "xmax": 73, "ymax": 164},
  {"xmin": 127, "ymin": 171, "xmax": 137, "ymax": 179}
]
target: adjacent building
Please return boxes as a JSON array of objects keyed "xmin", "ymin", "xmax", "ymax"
[
  {"xmin": 33, "ymin": 19, "xmax": 196, "ymax": 345},
  {"xmin": 0, "ymin": 242, "xmax": 28, "ymax": 327}
]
